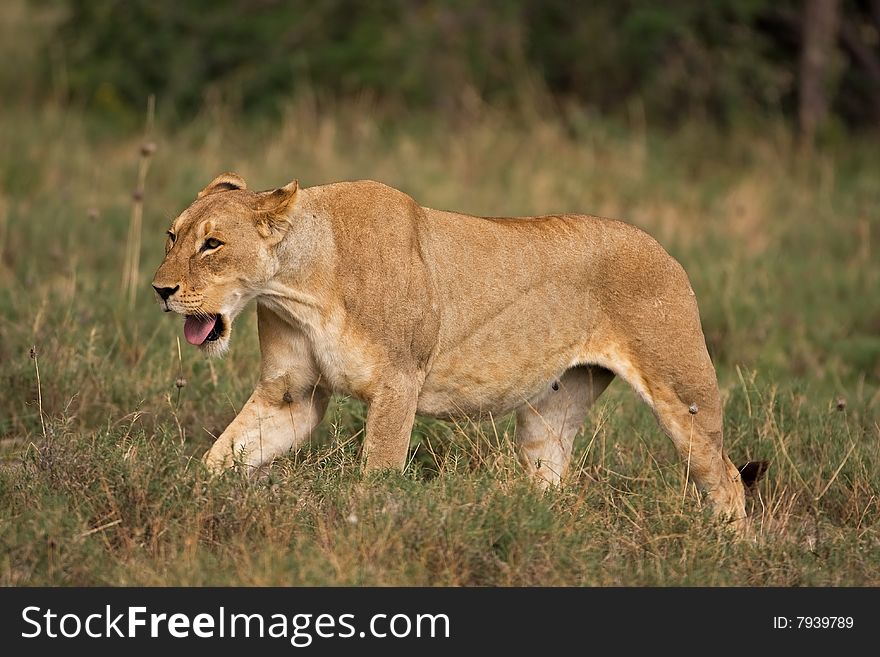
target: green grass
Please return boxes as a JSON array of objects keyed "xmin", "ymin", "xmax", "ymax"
[{"xmin": 1, "ymin": 101, "xmax": 878, "ymax": 585}]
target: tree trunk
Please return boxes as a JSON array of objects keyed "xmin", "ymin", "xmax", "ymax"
[{"xmin": 799, "ymin": 0, "xmax": 841, "ymax": 147}]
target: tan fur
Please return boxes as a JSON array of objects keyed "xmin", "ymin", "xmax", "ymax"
[{"xmin": 152, "ymin": 174, "xmax": 748, "ymax": 530}]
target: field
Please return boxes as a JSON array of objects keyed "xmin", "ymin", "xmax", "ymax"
[{"xmin": 0, "ymin": 100, "xmax": 878, "ymax": 585}]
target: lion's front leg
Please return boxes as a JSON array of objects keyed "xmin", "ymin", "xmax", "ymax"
[
  {"xmin": 362, "ymin": 374, "xmax": 422, "ymax": 472},
  {"xmin": 203, "ymin": 302, "xmax": 328, "ymax": 473},
  {"xmin": 203, "ymin": 381, "xmax": 329, "ymax": 473}
]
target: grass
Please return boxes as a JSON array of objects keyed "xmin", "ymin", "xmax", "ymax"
[{"xmin": 0, "ymin": 99, "xmax": 878, "ymax": 585}]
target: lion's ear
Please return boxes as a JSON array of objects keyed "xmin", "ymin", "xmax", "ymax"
[
  {"xmin": 254, "ymin": 179, "xmax": 299, "ymax": 240},
  {"xmin": 198, "ymin": 172, "xmax": 248, "ymax": 199}
]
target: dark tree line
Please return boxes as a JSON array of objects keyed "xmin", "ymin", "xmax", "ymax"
[{"xmin": 49, "ymin": 0, "xmax": 880, "ymax": 136}]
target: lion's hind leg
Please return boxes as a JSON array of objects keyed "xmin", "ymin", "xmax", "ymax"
[
  {"xmin": 605, "ymin": 339, "xmax": 748, "ymax": 530},
  {"xmin": 515, "ymin": 365, "xmax": 614, "ymax": 487},
  {"xmin": 647, "ymin": 379, "xmax": 747, "ymax": 529}
]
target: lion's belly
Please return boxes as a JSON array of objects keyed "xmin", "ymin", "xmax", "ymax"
[
  {"xmin": 417, "ymin": 328, "xmax": 588, "ymax": 418},
  {"xmin": 416, "ymin": 372, "xmax": 552, "ymax": 418},
  {"xmin": 299, "ymin": 266, "xmax": 599, "ymax": 414},
  {"xmin": 414, "ymin": 275, "xmax": 599, "ymax": 417}
]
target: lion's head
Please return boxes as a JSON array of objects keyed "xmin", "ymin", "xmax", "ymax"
[{"xmin": 151, "ymin": 172, "xmax": 298, "ymax": 356}]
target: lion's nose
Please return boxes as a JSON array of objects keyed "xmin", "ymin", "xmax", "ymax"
[{"xmin": 152, "ymin": 284, "xmax": 180, "ymax": 301}]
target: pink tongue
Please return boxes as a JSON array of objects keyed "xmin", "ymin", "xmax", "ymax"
[{"xmin": 183, "ymin": 315, "xmax": 218, "ymax": 345}]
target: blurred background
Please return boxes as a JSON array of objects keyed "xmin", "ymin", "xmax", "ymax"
[{"xmin": 5, "ymin": 0, "xmax": 880, "ymax": 141}]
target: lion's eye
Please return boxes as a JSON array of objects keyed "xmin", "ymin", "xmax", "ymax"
[{"xmin": 201, "ymin": 237, "xmax": 223, "ymax": 252}]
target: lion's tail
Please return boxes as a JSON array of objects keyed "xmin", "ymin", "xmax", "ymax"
[{"xmin": 737, "ymin": 460, "xmax": 769, "ymax": 490}]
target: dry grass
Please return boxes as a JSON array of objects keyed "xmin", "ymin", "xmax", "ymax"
[
  {"xmin": 0, "ymin": 100, "xmax": 878, "ymax": 585},
  {"xmin": 120, "ymin": 95, "xmax": 156, "ymax": 310}
]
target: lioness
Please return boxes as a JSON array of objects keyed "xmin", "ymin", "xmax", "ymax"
[{"xmin": 153, "ymin": 173, "xmax": 757, "ymax": 527}]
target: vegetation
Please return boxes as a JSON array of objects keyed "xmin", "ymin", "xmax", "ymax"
[
  {"xmin": 0, "ymin": 0, "xmax": 877, "ymax": 586},
  {"xmin": 17, "ymin": 0, "xmax": 880, "ymax": 135},
  {"xmin": 0, "ymin": 96, "xmax": 877, "ymax": 585}
]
